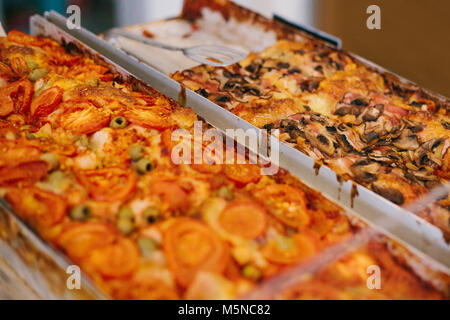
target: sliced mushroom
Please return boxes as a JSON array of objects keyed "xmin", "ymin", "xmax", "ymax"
[
  {"xmin": 362, "ymin": 104, "xmax": 384, "ymax": 121},
  {"xmin": 304, "ymin": 129, "xmax": 335, "ymax": 157},
  {"xmin": 350, "ymin": 160, "xmax": 381, "ymax": 183},
  {"xmin": 372, "ymin": 183, "xmax": 405, "ymax": 205},
  {"xmin": 392, "ymin": 129, "xmax": 419, "ymax": 150},
  {"xmin": 334, "ymin": 104, "xmax": 354, "ymax": 116},
  {"xmin": 404, "ymin": 118, "xmax": 424, "ymax": 133}
]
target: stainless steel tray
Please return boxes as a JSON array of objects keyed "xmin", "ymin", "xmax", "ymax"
[
  {"xmin": 0, "ymin": 12, "xmax": 447, "ymax": 300},
  {"xmin": 100, "ymin": 6, "xmax": 450, "ymax": 266}
]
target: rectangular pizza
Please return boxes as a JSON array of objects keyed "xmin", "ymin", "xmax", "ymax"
[
  {"xmin": 172, "ymin": 0, "xmax": 450, "ymax": 239},
  {"xmin": 0, "ymin": 29, "xmax": 447, "ymax": 299}
]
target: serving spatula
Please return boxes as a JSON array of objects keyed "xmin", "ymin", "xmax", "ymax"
[{"xmin": 108, "ymin": 28, "xmax": 248, "ymax": 67}]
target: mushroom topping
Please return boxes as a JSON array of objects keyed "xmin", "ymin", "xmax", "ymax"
[
  {"xmin": 350, "ymin": 160, "xmax": 381, "ymax": 183},
  {"xmin": 441, "ymin": 121, "xmax": 450, "ymax": 130},
  {"xmin": 371, "ymin": 183, "xmax": 405, "ymax": 205},
  {"xmin": 300, "ymin": 79, "xmax": 321, "ymax": 92},
  {"xmin": 304, "ymin": 129, "xmax": 335, "ymax": 157},
  {"xmin": 362, "ymin": 104, "xmax": 384, "ymax": 122},
  {"xmin": 368, "ymin": 148, "xmax": 401, "ymax": 164},
  {"xmin": 392, "ymin": 129, "xmax": 419, "ymax": 150},
  {"xmin": 334, "ymin": 104, "xmax": 355, "ymax": 116},
  {"xmin": 404, "ymin": 119, "xmax": 424, "ymax": 133}
]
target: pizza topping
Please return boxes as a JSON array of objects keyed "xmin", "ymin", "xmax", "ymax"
[
  {"xmin": 218, "ymin": 201, "xmax": 267, "ymax": 239},
  {"xmin": 163, "ymin": 218, "xmax": 229, "ymax": 287},
  {"xmin": 0, "ymin": 79, "xmax": 33, "ymax": 116},
  {"xmin": 30, "ymin": 86, "xmax": 63, "ymax": 118},
  {"xmin": 224, "ymin": 164, "xmax": 261, "ymax": 187},
  {"xmin": 28, "ymin": 68, "xmax": 48, "ymax": 82},
  {"xmin": 77, "ymin": 167, "xmax": 137, "ymax": 202},
  {"xmin": 110, "ymin": 116, "xmax": 128, "ymax": 129},
  {"xmin": 69, "ymin": 205, "xmax": 92, "ymax": 221},
  {"xmin": 254, "ymin": 184, "xmax": 310, "ymax": 229},
  {"xmin": 262, "ymin": 233, "xmax": 319, "ymax": 264},
  {"xmin": 136, "ymin": 158, "xmax": 154, "ymax": 174},
  {"xmin": 58, "ymin": 100, "xmax": 110, "ymax": 134},
  {"xmin": 6, "ymin": 187, "xmax": 67, "ymax": 227}
]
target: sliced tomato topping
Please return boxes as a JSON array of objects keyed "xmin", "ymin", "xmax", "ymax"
[
  {"xmin": 0, "ymin": 161, "xmax": 48, "ymax": 186},
  {"xmin": 218, "ymin": 201, "xmax": 267, "ymax": 239},
  {"xmin": 0, "ymin": 141, "xmax": 42, "ymax": 166},
  {"xmin": 191, "ymin": 163, "xmax": 223, "ymax": 174},
  {"xmin": 163, "ymin": 218, "xmax": 229, "ymax": 287},
  {"xmin": 6, "ymin": 187, "xmax": 67, "ymax": 227},
  {"xmin": 0, "ymin": 62, "xmax": 15, "ymax": 78},
  {"xmin": 57, "ymin": 222, "xmax": 118, "ymax": 262},
  {"xmin": 7, "ymin": 30, "xmax": 51, "ymax": 47},
  {"xmin": 77, "ymin": 167, "xmax": 137, "ymax": 202},
  {"xmin": 254, "ymin": 184, "xmax": 311, "ymax": 229},
  {"xmin": 262, "ymin": 232, "xmax": 319, "ymax": 265},
  {"xmin": 0, "ymin": 120, "xmax": 18, "ymax": 136},
  {"xmin": 87, "ymin": 238, "xmax": 140, "ymax": 278},
  {"xmin": 114, "ymin": 270, "xmax": 179, "ymax": 300},
  {"xmin": 10, "ymin": 56, "xmax": 29, "ymax": 76},
  {"xmin": 30, "ymin": 86, "xmax": 63, "ymax": 118},
  {"xmin": 148, "ymin": 181, "xmax": 189, "ymax": 212},
  {"xmin": 123, "ymin": 105, "xmax": 173, "ymax": 130},
  {"xmin": 58, "ymin": 100, "xmax": 110, "ymax": 134},
  {"xmin": 224, "ymin": 163, "xmax": 261, "ymax": 187},
  {"xmin": 281, "ymin": 280, "xmax": 346, "ymax": 300},
  {"xmin": 0, "ymin": 79, "xmax": 33, "ymax": 116}
]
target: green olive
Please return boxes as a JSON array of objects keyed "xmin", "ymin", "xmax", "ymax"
[
  {"xmin": 86, "ymin": 77, "xmax": 100, "ymax": 87},
  {"xmin": 242, "ymin": 265, "xmax": 262, "ymax": 281},
  {"xmin": 117, "ymin": 218, "xmax": 135, "ymax": 235},
  {"xmin": 77, "ymin": 134, "xmax": 90, "ymax": 148},
  {"xmin": 25, "ymin": 132, "xmax": 36, "ymax": 140},
  {"xmin": 118, "ymin": 207, "xmax": 134, "ymax": 220},
  {"xmin": 216, "ymin": 186, "xmax": 234, "ymax": 201},
  {"xmin": 40, "ymin": 153, "xmax": 59, "ymax": 171},
  {"xmin": 136, "ymin": 158, "xmax": 153, "ymax": 174},
  {"xmin": 128, "ymin": 145, "xmax": 144, "ymax": 161},
  {"xmin": 143, "ymin": 206, "xmax": 162, "ymax": 224},
  {"xmin": 136, "ymin": 237, "xmax": 158, "ymax": 257},
  {"xmin": 69, "ymin": 205, "xmax": 91, "ymax": 221},
  {"xmin": 24, "ymin": 56, "xmax": 38, "ymax": 70},
  {"xmin": 28, "ymin": 68, "xmax": 48, "ymax": 82},
  {"xmin": 110, "ymin": 116, "xmax": 128, "ymax": 129},
  {"xmin": 275, "ymin": 236, "xmax": 296, "ymax": 251}
]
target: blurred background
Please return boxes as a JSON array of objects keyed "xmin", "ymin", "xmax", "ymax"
[{"xmin": 0, "ymin": 0, "xmax": 449, "ymax": 97}]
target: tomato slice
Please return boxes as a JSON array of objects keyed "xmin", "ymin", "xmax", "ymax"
[
  {"xmin": 0, "ymin": 62, "xmax": 15, "ymax": 78},
  {"xmin": 30, "ymin": 86, "xmax": 63, "ymax": 118},
  {"xmin": 163, "ymin": 218, "xmax": 229, "ymax": 287},
  {"xmin": 148, "ymin": 181, "xmax": 189, "ymax": 212},
  {"xmin": 123, "ymin": 105, "xmax": 173, "ymax": 130},
  {"xmin": 77, "ymin": 167, "xmax": 137, "ymax": 202},
  {"xmin": 218, "ymin": 201, "xmax": 267, "ymax": 239},
  {"xmin": 57, "ymin": 222, "xmax": 118, "ymax": 262},
  {"xmin": 0, "ymin": 140, "xmax": 42, "ymax": 166},
  {"xmin": 254, "ymin": 184, "xmax": 311, "ymax": 229},
  {"xmin": 7, "ymin": 30, "xmax": 51, "ymax": 47},
  {"xmin": 0, "ymin": 161, "xmax": 48, "ymax": 186},
  {"xmin": 10, "ymin": 56, "xmax": 29, "ymax": 76},
  {"xmin": 262, "ymin": 232, "xmax": 319, "ymax": 265},
  {"xmin": 113, "ymin": 270, "xmax": 180, "ymax": 300},
  {"xmin": 86, "ymin": 238, "xmax": 140, "ymax": 278},
  {"xmin": 58, "ymin": 100, "xmax": 110, "ymax": 134},
  {"xmin": 281, "ymin": 280, "xmax": 346, "ymax": 300},
  {"xmin": 224, "ymin": 163, "xmax": 261, "ymax": 187},
  {"xmin": 0, "ymin": 79, "xmax": 33, "ymax": 116},
  {"xmin": 191, "ymin": 163, "xmax": 223, "ymax": 174},
  {"xmin": 6, "ymin": 187, "xmax": 67, "ymax": 227}
]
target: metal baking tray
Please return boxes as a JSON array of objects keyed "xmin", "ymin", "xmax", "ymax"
[
  {"xmin": 101, "ymin": 3, "xmax": 450, "ymax": 266},
  {"xmin": 0, "ymin": 12, "xmax": 447, "ymax": 299}
]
